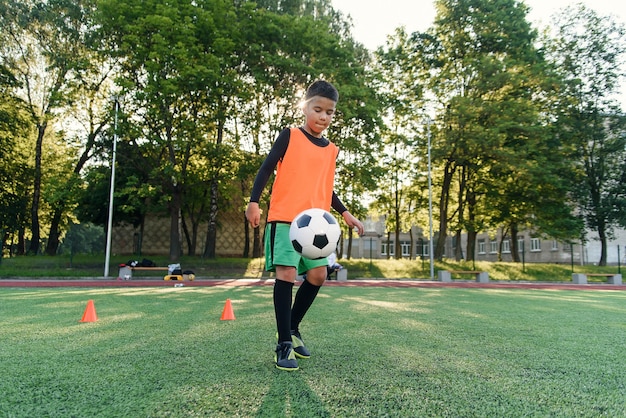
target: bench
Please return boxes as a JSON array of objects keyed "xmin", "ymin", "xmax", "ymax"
[
  {"xmin": 438, "ymin": 270, "xmax": 489, "ymax": 283},
  {"xmin": 117, "ymin": 265, "xmax": 194, "ymax": 281},
  {"xmin": 572, "ymin": 273, "xmax": 622, "ymax": 285}
]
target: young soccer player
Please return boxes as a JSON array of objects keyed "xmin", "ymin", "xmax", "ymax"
[{"xmin": 245, "ymin": 80, "xmax": 364, "ymax": 371}]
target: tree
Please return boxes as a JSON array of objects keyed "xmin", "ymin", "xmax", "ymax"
[
  {"xmin": 42, "ymin": 0, "xmax": 113, "ymax": 255},
  {"xmin": 421, "ymin": 0, "xmax": 578, "ymax": 261},
  {"xmin": 95, "ymin": 0, "xmax": 235, "ymax": 261},
  {"xmin": 546, "ymin": 4, "xmax": 626, "ymax": 265},
  {"xmin": 234, "ymin": 0, "xmax": 383, "ymax": 259},
  {"xmin": 0, "ymin": 0, "xmax": 96, "ymax": 254},
  {"xmin": 373, "ymin": 28, "xmax": 426, "ymax": 259},
  {"xmin": 0, "ymin": 65, "xmax": 31, "ymax": 259}
]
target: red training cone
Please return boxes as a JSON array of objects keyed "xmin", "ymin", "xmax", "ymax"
[
  {"xmin": 79, "ymin": 299, "xmax": 98, "ymax": 322},
  {"xmin": 220, "ymin": 299, "xmax": 235, "ymax": 321}
]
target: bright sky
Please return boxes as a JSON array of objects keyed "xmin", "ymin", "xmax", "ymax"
[
  {"xmin": 331, "ymin": 0, "xmax": 626, "ymax": 103},
  {"xmin": 331, "ymin": 0, "xmax": 626, "ymax": 51}
]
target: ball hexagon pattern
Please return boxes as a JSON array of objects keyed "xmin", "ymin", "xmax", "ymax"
[{"xmin": 289, "ymin": 208, "xmax": 341, "ymax": 259}]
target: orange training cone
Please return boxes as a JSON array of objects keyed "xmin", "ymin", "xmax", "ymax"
[
  {"xmin": 79, "ymin": 299, "xmax": 98, "ymax": 322},
  {"xmin": 220, "ymin": 299, "xmax": 235, "ymax": 321}
]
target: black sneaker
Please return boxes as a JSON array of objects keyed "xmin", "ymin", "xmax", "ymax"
[
  {"xmin": 274, "ymin": 341, "xmax": 299, "ymax": 371},
  {"xmin": 291, "ymin": 330, "xmax": 311, "ymax": 359}
]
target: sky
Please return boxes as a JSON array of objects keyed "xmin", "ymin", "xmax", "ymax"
[
  {"xmin": 330, "ymin": 0, "xmax": 626, "ymax": 51},
  {"xmin": 330, "ymin": 0, "xmax": 626, "ymax": 104}
]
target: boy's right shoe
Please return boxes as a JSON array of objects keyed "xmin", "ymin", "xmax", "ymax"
[{"xmin": 274, "ymin": 341, "xmax": 299, "ymax": 371}]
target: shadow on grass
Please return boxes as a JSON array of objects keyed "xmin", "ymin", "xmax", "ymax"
[{"xmin": 256, "ymin": 370, "xmax": 329, "ymax": 417}]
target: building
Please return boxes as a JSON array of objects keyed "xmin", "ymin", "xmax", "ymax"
[
  {"xmin": 350, "ymin": 216, "xmax": 626, "ymax": 266},
  {"xmin": 112, "ymin": 212, "xmax": 625, "ymax": 266}
]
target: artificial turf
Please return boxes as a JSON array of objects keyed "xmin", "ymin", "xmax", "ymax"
[{"xmin": 0, "ymin": 285, "xmax": 624, "ymax": 417}]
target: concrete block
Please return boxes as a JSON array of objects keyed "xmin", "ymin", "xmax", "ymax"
[
  {"xmin": 438, "ymin": 270, "xmax": 452, "ymax": 282},
  {"xmin": 477, "ymin": 272, "xmax": 489, "ymax": 283},
  {"xmin": 608, "ymin": 274, "xmax": 622, "ymax": 285}
]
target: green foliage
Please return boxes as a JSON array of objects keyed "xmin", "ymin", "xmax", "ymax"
[
  {"xmin": 0, "ymin": 0, "xmax": 624, "ymax": 265},
  {"xmin": 410, "ymin": 0, "xmax": 585, "ymax": 261},
  {"xmin": 59, "ymin": 222, "xmax": 105, "ymax": 265},
  {"xmin": 546, "ymin": 4, "xmax": 626, "ymax": 264}
]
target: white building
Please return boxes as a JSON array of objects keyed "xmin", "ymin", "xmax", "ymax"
[{"xmin": 347, "ymin": 215, "xmax": 626, "ymax": 266}]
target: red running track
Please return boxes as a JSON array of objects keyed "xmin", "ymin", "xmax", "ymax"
[{"xmin": 0, "ymin": 278, "xmax": 623, "ymax": 291}]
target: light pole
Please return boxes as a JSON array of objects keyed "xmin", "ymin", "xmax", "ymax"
[
  {"xmin": 427, "ymin": 117, "xmax": 434, "ymax": 280},
  {"xmin": 104, "ymin": 97, "xmax": 119, "ymax": 277}
]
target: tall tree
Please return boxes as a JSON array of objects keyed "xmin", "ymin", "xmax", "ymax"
[
  {"xmin": 0, "ymin": 65, "xmax": 31, "ymax": 258},
  {"xmin": 235, "ymin": 0, "xmax": 382, "ymax": 259},
  {"xmin": 422, "ymin": 0, "xmax": 577, "ymax": 261},
  {"xmin": 42, "ymin": 0, "xmax": 113, "ymax": 255},
  {"xmin": 374, "ymin": 28, "xmax": 426, "ymax": 259},
  {"xmin": 96, "ymin": 0, "xmax": 233, "ymax": 261},
  {"xmin": 0, "ymin": 0, "xmax": 87, "ymax": 254},
  {"xmin": 546, "ymin": 4, "xmax": 626, "ymax": 265}
]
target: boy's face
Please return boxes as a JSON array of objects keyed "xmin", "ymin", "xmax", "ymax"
[{"xmin": 302, "ymin": 96, "xmax": 336, "ymax": 137}]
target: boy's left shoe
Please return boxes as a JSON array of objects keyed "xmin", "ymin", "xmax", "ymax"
[{"xmin": 290, "ymin": 330, "xmax": 311, "ymax": 359}]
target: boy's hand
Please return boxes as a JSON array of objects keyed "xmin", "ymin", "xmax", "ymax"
[
  {"xmin": 342, "ymin": 211, "xmax": 364, "ymax": 236},
  {"xmin": 246, "ymin": 202, "xmax": 261, "ymax": 228}
]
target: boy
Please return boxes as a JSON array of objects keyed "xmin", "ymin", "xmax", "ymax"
[{"xmin": 245, "ymin": 80, "xmax": 364, "ymax": 371}]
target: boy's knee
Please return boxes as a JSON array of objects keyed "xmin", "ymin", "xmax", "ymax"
[{"xmin": 306, "ymin": 268, "xmax": 326, "ymax": 286}]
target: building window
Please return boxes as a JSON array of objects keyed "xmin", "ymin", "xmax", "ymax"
[
  {"xmin": 551, "ymin": 240, "xmax": 558, "ymax": 251},
  {"xmin": 530, "ymin": 237, "xmax": 541, "ymax": 252},
  {"xmin": 502, "ymin": 239, "xmax": 511, "ymax": 253},
  {"xmin": 490, "ymin": 240, "xmax": 498, "ymax": 254},
  {"xmin": 478, "ymin": 239, "xmax": 486, "ymax": 254},
  {"xmin": 518, "ymin": 237, "xmax": 525, "ymax": 252},
  {"xmin": 401, "ymin": 241, "xmax": 411, "ymax": 257},
  {"xmin": 416, "ymin": 240, "xmax": 430, "ymax": 257}
]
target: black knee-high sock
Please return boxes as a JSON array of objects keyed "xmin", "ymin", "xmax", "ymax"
[
  {"xmin": 291, "ymin": 279, "xmax": 321, "ymax": 332},
  {"xmin": 274, "ymin": 279, "xmax": 294, "ymax": 343}
]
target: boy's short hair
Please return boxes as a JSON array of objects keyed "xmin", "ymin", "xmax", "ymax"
[{"xmin": 305, "ymin": 80, "xmax": 339, "ymax": 103}]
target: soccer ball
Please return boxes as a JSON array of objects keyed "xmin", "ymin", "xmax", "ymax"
[{"xmin": 289, "ymin": 208, "xmax": 341, "ymax": 259}]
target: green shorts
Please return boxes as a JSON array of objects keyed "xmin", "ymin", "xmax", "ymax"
[{"xmin": 265, "ymin": 222, "xmax": 328, "ymax": 275}]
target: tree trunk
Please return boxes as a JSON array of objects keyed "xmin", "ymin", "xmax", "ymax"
[
  {"xmin": 203, "ymin": 178, "xmax": 219, "ymax": 258},
  {"xmin": 498, "ymin": 227, "xmax": 508, "ymax": 262},
  {"xmin": 45, "ymin": 207, "xmax": 63, "ymax": 255},
  {"xmin": 181, "ymin": 213, "xmax": 195, "ymax": 256},
  {"xmin": 435, "ymin": 160, "xmax": 454, "ymax": 260},
  {"xmin": 466, "ymin": 190, "xmax": 477, "ymax": 262},
  {"xmin": 346, "ymin": 229, "xmax": 353, "ymax": 259},
  {"xmin": 455, "ymin": 230, "xmax": 463, "ymax": 261},
  {"xmin": 466, "ymin": 230, "xmax": 477, "ymax": 262},
  {"xmin": 510, "ymin": 223, "xmax": 520, "ymax": 262},
  {"xmin": 17, "ymin": 228, "xmax": 25, "ymax": 255},
  {"xmin": 169, "ymin": 186, "xmax": 182, "ymax": 262},
  {"xmin": 597, "ymin": 221, "xmax": 607, "ymax": 266},
  {"xmin": 394, "ymin": 206, "xmax": 402, "ymax": 259},
  {"xmin": 408, "ymin": 228, "xmax": 414, "ymax": 260},
  {"xmin": 28, "ymin": 123, "xmax": 46, "ymax": 255}
]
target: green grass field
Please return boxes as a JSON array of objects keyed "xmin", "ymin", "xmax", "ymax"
[{"xmin": 1, "ymin": 285, "xmax": 624, "ymax": 417}]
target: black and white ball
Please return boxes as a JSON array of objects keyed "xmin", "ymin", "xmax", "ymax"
[{"xmin": 289, "ymin": 208, "xmax": 341, "ymax": 259}]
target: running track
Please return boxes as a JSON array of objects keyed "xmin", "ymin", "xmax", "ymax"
[{"xmin": 0, "ymin": 278, "xmax": 623, "ymax": 290}]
